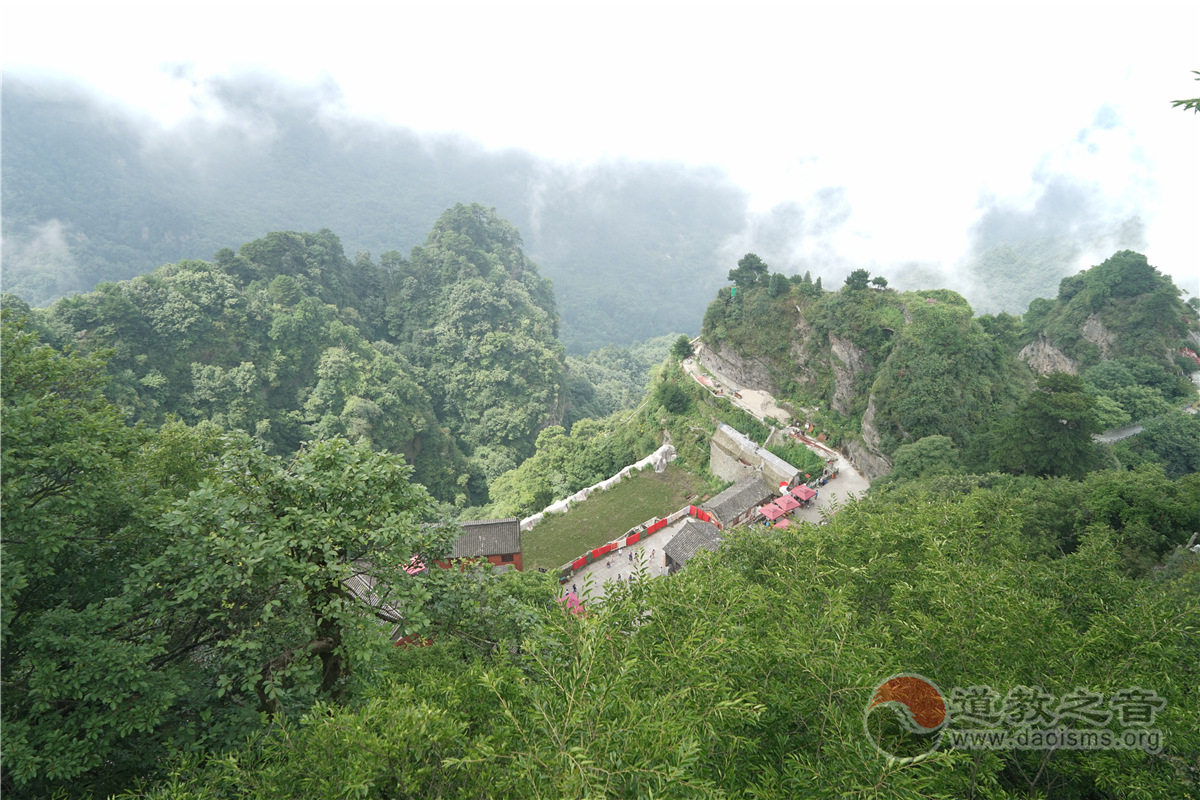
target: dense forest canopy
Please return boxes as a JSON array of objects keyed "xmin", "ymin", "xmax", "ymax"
[
  {"xmin": 3, "ymin": 206, "xmax": 579, "ymax": 508},
  {"xmin": 8, "ymin": 326, "xmax": 1195, "ymax": 798},
  {"xmin": 2, "ymin": 314, "xmax": 556, "ymax": 796},
  {"xmin": 0, "ymin": 206, "xmax": 718, "ymax": 528},
  {"xmin": 7, "ymin": 221, "xmax": 1197, "ymax": 511}
]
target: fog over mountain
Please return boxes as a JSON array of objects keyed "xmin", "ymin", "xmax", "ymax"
[
  {"xmin": 780, "ymin": 104, "xmax": 1164, "ymax": 315},
  {"xmin": 2, "ymin": 73, "xmax": 752, "ymax": 352},
  {"xmin": 2, "ymin": 67, "xmax": 1194, "ymax": 351}
]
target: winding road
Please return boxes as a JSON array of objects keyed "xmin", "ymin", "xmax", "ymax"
[
  {"xmin": 564, "ymin": 347, "xmax": 872, "ymax": 601},
  {"xmin": 681, "ymin": 347, "xmax": 871, "ymax": 514}
]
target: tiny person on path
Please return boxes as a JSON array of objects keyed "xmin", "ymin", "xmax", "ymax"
[{"xmin": 572, "ymin": 583, "xmax": 577, "ymax": 594}]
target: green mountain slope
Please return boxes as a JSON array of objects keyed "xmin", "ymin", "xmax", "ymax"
[
  {"xmin": 700, "ymin": 274, "xmax": 1027, "ymax": 476},
  {"xmin": 696, "ymin": 253, "xmax": 1199, "ymax": 479},
  {"xmin": 4, "ymin": 206, "xmax": 568, "ymax": 506},
  {"xmin": 6, "ymin": 234, "xmax": 1200, "ymax": 800},
  {"xmin": 1022, "ymin": 250, "xmax": 1196, "ymax": 369}
]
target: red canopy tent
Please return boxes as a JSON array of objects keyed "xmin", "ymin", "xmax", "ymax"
[
  {"xmin": 776, "ymin": 494, "xmax": 801, "ymax": 513},
  {"xmin": 773, "ymin": 518, "xmax": 792, "ymax": 528},
  {"xmin": 790, "ymin": 485, "xmax": 817, "ymax": 501},
  {"xmin": 759, "ymin": 503, "xmax": 786, "ymax": 521}
]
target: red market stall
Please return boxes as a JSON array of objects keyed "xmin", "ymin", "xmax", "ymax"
[
  {"xmin": 759, "ymin": 503, "xmax": 786, "ymax": 521},
  {"xmin": 790, "ymin": 485, "xmax": 817, "ymax": 502}
]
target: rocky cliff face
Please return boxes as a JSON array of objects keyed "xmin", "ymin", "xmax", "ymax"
[
  {"xmin": 701, "ymin": 325, "xmax": 894, "ymax": 479},
  {"xmin": 699, "ymin": 285, "xmax": 1025, "ymax": 482},
  {"xmin": 829, "ymin": 335, "xmax": 871, "ymax": 416},
  {"xmin": 1019, "ymin": 336, "xmax": 1079, "ymax": 376},
  {"xmin": 847, "ymin": 395, "xmax": 893, "ymax": 480},
  {"xmin": 698, "ymin": 342, "xmax": 780, "ymax": 396},
  {"xmin": 843, "ymin": 439, "xmax": 893, "ymax": 481},
  {"xmin": 1081, "ymin": 313, "xmax": 1117, "ymax": 359}
]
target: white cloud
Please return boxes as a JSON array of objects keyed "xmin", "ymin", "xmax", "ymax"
[{"xmin": 5, "ymin": 0, "xmax": 1198, "ymax": 291}]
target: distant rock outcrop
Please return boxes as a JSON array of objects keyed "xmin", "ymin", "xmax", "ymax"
[
  {"xmin": 1019, "ymin": 336, "xmax": 1079, "ymax": 376},
  {"xmin": 829, "ymin": 335, "xmax": 871, "ymax": 416},
  {"xmin": 1080, "ymin": 314, "xmax": 1117, "ymax": 359},
  {"xmin": 1022, "ymin": 251, "xmax": 1197, "ymax": 371}
]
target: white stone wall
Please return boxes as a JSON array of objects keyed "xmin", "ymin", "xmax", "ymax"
[{"xmin": 520, "ymin": 444, "xmax": 678, "ymax": 531}]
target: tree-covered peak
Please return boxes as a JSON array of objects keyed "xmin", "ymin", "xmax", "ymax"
[
  {"xmin": 900, "ymin": 287, "xmax": 973, "ymax": 311},
  {"xmin": 1057, "ymin": 249, "xmax": 1170, "ymax": 305},
  {"xmin": 1025, "ymin": 250, "xmax": 1193, "ymax": 368},
  {"xmin": 426, "ymin": 202, "xmax": 524, "ymax": 253},
  {"xmin": 13, "ymin": 209, "xmax": 572, "ymax": 507}
]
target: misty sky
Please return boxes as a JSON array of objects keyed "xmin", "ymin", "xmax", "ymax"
[{"xmin": 5, "ymin": 0, "xmax": 1198, "ymax": 296}]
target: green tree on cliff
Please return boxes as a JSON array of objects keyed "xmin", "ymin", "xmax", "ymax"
[
  {"xmin": 990, "ymin": 372, "xmax": 1101, "ymax": 478},
  {"xmin": 727, "ymin": 253, "xmax": 768, "ymax": 289}
]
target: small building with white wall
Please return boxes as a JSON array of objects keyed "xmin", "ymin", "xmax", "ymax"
[{"xmin": 709, "ymin": 423, "xmax": 799, "ymax": 489}]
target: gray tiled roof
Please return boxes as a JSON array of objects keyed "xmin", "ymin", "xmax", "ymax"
[
  {"xmin": 701, "ymin": 476, "xmax": 770, "ymax": 525},
  {"xmin": 663, "ymin": 519, "xmax": 723, "ymax": 567},
  {"xmin": 342, "ymin": 559, "xmax": 407, "ymax": 640},
  {"xmin": 453, "ymin": 518, "xmax": 521, "ymax": 558}
]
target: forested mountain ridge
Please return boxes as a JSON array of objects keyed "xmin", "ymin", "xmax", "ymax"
[
  {"xmin": 701, "ymin": 268, "xmax": 1028, "ymax": 478},
  {"xmin": 1022, "ymin": 250, "xmax": 1198, "ymax": 371},
  {"xmin": 1, "ymin": 75, "xmax": 746, "ymax": 352},
  {"xmin": 2, "ymin": 205, "xmax": 568, "ymax": 506},
  {"xmin": 1, "ymin": 315, "xmax": 533, "ymax": 797},
  {"xmin": 699, "ymin": 253, "xmax": 1200, "ymax": 479}
]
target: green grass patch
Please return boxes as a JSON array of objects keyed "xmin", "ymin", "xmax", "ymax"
[
  {"xmin": 521, "ymin": 463, "xmax": 707, "ymax": 570},
  {"xmin": 767, "ymin": 441, "xmax": 827, "ymax": 476}
]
